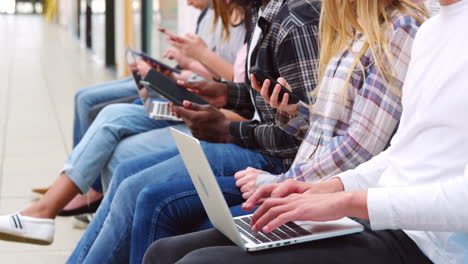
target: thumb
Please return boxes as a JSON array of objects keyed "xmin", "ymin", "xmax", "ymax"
[{"xmin": 183, "ymin": 101, "xmax": 210, "ymax": 112}]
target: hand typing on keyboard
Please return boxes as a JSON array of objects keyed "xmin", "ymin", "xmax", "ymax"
[{"xmin": 241, "ymin": 182, "xmax": 368, "ymax": 234}]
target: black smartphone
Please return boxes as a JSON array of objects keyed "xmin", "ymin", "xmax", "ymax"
[
  {"xmin": 142, "ymin": 69, "xmax": 209, "ymax": 106},
  {"xmin": 249, "ymin": 66, "xmax": 300, "ymax": 104},
  {"xmin": 130, "ymin": 49, "xmax": 181, "ymax": 74}
]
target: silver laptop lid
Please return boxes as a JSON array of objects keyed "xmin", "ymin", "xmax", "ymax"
[
  {"xmin": 125, "ymin": 48, "xmax": 153, "ymax": 113},
  {"xmin": 170, "ymin": 128, "xmax": 245, "ymax": 250}
]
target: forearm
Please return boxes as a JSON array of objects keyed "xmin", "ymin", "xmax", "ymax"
[
  {"xmin": 276, "ymin": 101, "xmax": 311, "ymax": 140},
  {"xmin": 195, "ymin": 48, "xmax": 234, "ymax": 81},
  {"xmin": 368, "ymin": 174, "xmax": 468, "ymax": 231},
  {"xmin": 185, "ymin": 60, "xmax": 214, "ymax": 80},
  {"xmin": 229, "ymin": 120, "xmax": 302, "ymax": 158},
  {"xmin": 224, "ymin": 82, "xmax": 255, "ymax": 118}
]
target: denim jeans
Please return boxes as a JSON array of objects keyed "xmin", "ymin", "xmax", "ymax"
[
  {"xmin": 63, "ymin": 103, "xmax": 178, "ymax": 194},
  {"xmin": 68, "ymin": 142, "xmax": 284, "ymax": 264},
  {"xmin": 130, "ymin": 177, "xmax": 258, "ymax": 264},
  {"xmin": 73, "ymin": 78, "xmax": 136, "ymax": 147}
]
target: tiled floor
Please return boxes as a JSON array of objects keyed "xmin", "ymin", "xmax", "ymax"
[{"xmin": 0, "ymin": 14, "xmax": 114, "ymax": 262}]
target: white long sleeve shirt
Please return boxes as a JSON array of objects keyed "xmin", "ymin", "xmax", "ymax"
[{"xmin": 338, "ymin": 1, "xmax": 468, "ymax": 263}]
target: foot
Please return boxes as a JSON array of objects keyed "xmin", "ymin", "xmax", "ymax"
[
  {"xmin": 72, "ymin": 213, "xmax": 95, "ymax": 230},
  {"xmin": 0, "ymin": 212, "xmax": 54, "ymax": 245},
  {"xmin": 63, "ymin": 188, "xmax": 103, "ymax": 211},
  {"xmin": 58, "ymin": 189, "xmax": 103, "ymax": 217}
]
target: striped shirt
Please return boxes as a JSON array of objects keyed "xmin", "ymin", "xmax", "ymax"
[
  {"xmin": 226, "ymin": 0, "xmax": 321, "ymax": 170},
  {"xmin": 260, "ymin": 12, "xmax": 422, "ymax": 184}
]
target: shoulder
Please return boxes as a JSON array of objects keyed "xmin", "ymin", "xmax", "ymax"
[
  {"xmin": 275, "ymin": 0, "xmax": 321, "ymax": 28},
  {"xmin": 389, "ymin": 11, "xmax": 423, "ymax": 37}
]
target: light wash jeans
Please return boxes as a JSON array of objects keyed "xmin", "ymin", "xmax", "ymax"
[
  {"xmin": 63, "ymin": 103, "xmax": 179, "ymax": 194},
  {"xmin": 67, "ymin": 140, "xmax": 284, "ymax": 264},
  {"xmin": 73, "ymin": 77, "xmax": 136, "ymax": 147}
]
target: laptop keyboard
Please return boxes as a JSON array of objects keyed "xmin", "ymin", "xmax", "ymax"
[{"xmin": 234, "ymin": 216, "xmax": 312, "ymax": 244}]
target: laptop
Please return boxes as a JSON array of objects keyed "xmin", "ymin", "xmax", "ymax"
[
  {"xmin": 170, "ymin": 128, "xmax": 364, "ymax": 251},
  {"xmin": 125, "ymin": 48, "xmax": 182, "ymax": 121}
]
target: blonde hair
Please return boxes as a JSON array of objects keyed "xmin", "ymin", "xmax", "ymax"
[{"xmin": 317, "ymin": 0, "xmax": 428, "ymax": 99}]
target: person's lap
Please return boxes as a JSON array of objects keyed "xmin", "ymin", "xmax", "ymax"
[
  {"xmin": 73, "ymin": 77, "xmax": 136, "ymax": 146},
  {"xmin": 144, "ymin": 220, "xmax": 433, "ymax": 264},
  {"xmin": 65, "ymin": 103, "xmax": 178, "ymax": 194},
  {"xmin": 100, "ymin": 123, "xmax": 189, "ymax": 190}
]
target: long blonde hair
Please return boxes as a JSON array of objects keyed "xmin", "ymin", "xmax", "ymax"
[{"xmin": 317, "ymin": 0, "xmax": 428, "ymax": 98}]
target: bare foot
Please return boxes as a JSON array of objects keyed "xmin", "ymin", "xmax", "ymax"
[{"xmin": 63, "ymin": 188, "xmax": 103, "ymax": 211}]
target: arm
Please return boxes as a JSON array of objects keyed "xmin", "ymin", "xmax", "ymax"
[
  {"xmin": 229, "ymin": 24, "xmax": 320, "ymax": 156},
  {"xmin": 168, "ymin": 34, "xmax": 235, "ymax": 81},
  {"xmin": 272, "ymin": 21, "xmax": 418, "ymax": 184},
  {"xmin": 192, "ymin": 47, "xmax": 234, "ymax": 81},
  {"xmin": 248, "ymin": 166, "xmax": 468, "ymax": 233},
  {"xmin": 224, "ymin": 82, "xmax": 256, "ymax": 119},
  {"xmin": 184, "ymin": 60, "xmax": 221, "ymax": 80},
  {"xmin": 368, "ymin": 167, "xmax": 468, "ymax": 231}
]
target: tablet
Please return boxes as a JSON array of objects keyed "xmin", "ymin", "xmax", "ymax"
[
  {"xmin": 141, "ymin": 69, "xmax": 209, "ymax": 106},
  {"xmin": 129, "ymin": 49, "xmax": 181, "ymax": 74}
]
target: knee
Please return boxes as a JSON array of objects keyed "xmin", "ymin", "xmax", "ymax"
[
  {"xmin": 94, "ymin": 103, "xmax": 142, "ymax": 125},
  {"xmin": 112, "ymin": 162, "xmax": 138, "ymax": 188},
  {"xmin": 75, "ymin": 87, "xmax": 93, "ymax": 109},
  {"xmin": 97, "ymin": 103, "xmax": 127, "ymax": 118},
  {"xmin": 142, "ymin": 237, "xmax": 180, "ymax": 264},
  {"xmin": 108, "ymin": 177, "xmax": 139, "ymax": 214},
  {"xmin": 177, "ymin": 248, "xmax": 228, "ymax": 264}
]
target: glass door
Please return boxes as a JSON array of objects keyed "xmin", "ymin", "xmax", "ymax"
[{"xmin": 150, "ymin": 0, "xmax": 177, "ymax": 64}]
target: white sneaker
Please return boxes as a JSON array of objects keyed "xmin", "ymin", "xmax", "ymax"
[{"xmin": 0, "ymin": 212, "xmax": 54, "ymax": 245}]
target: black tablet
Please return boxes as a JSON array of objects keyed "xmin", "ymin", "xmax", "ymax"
[{"xmin": 142, "ymin": 69, "xmax": 209, "ymax": 106}]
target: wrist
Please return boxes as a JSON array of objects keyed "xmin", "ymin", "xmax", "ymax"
[
  {"xmin": 222, "ymin": 120, "xmax": 233, "ymax": 143},
  {"xmin": 327, "ymin": 178, "xmax": 345, "ymax": 192},
  {"xmin": 191, "ymin": 46, "xmax": 208, "ymax": 61},
  {"xmin": 342, "ymin": 191, "xmax": 369, "ymax": 220}
]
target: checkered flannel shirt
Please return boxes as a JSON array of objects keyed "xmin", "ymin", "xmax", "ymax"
[
  {"xmin": 225, "ymin": 0, "xmax": 321, "ymax": 170},
  {"xmin": 265, "ymin": 13, "xmax": 423, "ymax": 183}
]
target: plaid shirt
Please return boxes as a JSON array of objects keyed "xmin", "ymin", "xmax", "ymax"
[
  {"xmin": 226, "ymin": 0, "xmax": 321, "ymax": 170},
  {"xmin": 258, "ymin": 13, "xmax": 422, "ymax": 184}
]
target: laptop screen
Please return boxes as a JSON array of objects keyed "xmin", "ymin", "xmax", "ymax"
[{"xmin": 125, "ymin": 48, "xmax": 153, "ymax": 113}]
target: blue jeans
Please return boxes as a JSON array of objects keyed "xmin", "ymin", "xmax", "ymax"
[
  {"xmin": 63, "ymin": 103, "xmax": 178, "ymax": 194},
  {"xmin": 73, "ymin": 78, "xmax": 136, "ymax": 147},
  {"xmin": 73, "ymin": 78, "xmax": 137, "ymax": 193},
  {"xmin": 68, "ymin": 142, "xmax": 284, "ymax": 264},
  {"xmin": 130, "ymin": 177, "xmax": 256, "ymax": 264}
]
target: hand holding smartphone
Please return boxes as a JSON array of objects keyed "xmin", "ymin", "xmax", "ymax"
[{"xmin": 249, "ymin": 66, "xmax": 300, "ymax": 104}]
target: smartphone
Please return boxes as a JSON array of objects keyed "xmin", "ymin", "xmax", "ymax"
[{"xmin": 249, "ymin": 66, "xmax": 300, "ymax": 104}]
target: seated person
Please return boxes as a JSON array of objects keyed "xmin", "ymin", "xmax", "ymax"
[{"xmin": 145, "ymin": 0, "xmax": 468, "ymax": 263}]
